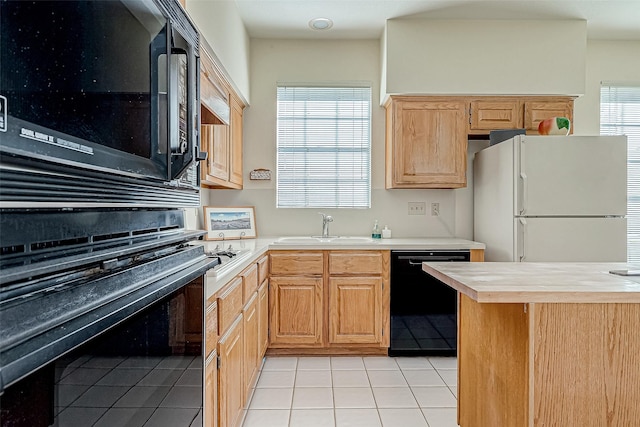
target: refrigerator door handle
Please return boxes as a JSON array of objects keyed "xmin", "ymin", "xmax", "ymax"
[
  {"xmin": 519, "ymin": 218, "xmax": 527, "ymax": 261},
  {"xmin": 519, "ymin": 139, "xmax": 527, "ymax": 215},
  {"xmin": 519, "ymin": 172, "xmax": 528, "ymax": 215}
]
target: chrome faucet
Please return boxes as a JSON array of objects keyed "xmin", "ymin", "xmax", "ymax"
[{"xmin": 319, "ymin": 213, "xmax": 334, "ymax": 238}]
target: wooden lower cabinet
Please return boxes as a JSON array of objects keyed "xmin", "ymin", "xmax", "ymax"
[
  {"xmin": 269, "ymin": 276, "xmax": 323, "ymax": 347},
  {"xmin": 328, "ymin": 276, "xmax": 383, "ymax": 344},
  {"xmin": 258, "ymin": 281, "xmax": 269, "ymax": 355},
  {"xmin": 204, "ymin": 350, "xmax": 218, "ymax": 427},
  {"xmin": 242, "ymin": 293, "xmax": 259, "ymax": 393},
  {"xmin": 217, "ymin": 315, "xmax": 244, "ymax": 427},
  {"xmin": 268, "ymin": 250, "xmax": 390, "ymax": 352}
]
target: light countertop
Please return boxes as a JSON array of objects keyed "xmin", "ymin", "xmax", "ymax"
[
  {"xmin": 194, "ymin": 236, "xmax": 484, "ymax": 301},
  {"xmin": 423, "ymin": 262, "xmax": 640, "ymax": 303}
]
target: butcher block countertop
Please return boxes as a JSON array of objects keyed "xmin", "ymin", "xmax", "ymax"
[{"xmin": 422, "ymin": 262, "xmax": 640, "ymax": 303}]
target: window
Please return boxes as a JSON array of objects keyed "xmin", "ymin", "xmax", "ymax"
[
  {"xmin": 600, "ymin": 83, "xmax": 640, "ymax": 263},
  {"xmin": 276, "ymin": 85, "xmax": 371, "ymax": 208}
]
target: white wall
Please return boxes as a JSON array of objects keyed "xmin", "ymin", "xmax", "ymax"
[
  {"xmin": 573, "ymin": 40, "xmax": 640, "ymax": 135},
  {"xmin": 202, "ymin": 39, "xmax": 463, "ymax": 238},
  {"xmin": 199, "ymin": 32, "xmax": 637, "ymax": 240},
  {"xmin": 384, "ymin": 19, "xmax": 587, "ymax": 98},
  {"xmin": 186, "ymin": 0, "xmax": 251, "ymax": 102}
]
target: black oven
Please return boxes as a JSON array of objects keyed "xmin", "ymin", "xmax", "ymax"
[
  {"xmin": 0, "ymin": 210, "xmax": 219, "ymax": 426},
  {"xmin": 0, "ymin": 0, "xmax": 203, "ymax": 208}
]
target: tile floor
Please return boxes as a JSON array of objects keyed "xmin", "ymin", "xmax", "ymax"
[
  {"xmin": 54, "ymin": 354, "xmax": 203, "ymax": 427},
  {"xmin": 242, "ymin": 356, "xmax": 458, "ymax": 427}
]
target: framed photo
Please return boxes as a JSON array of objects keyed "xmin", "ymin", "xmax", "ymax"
[{"xmin": 203, "ymin": 206, "xmax": 257, "ymax": 240}]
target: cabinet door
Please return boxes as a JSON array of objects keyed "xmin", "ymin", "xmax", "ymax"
[
  {"xmin": 523, "ymin": 99, "xmax": 573, "ymax": 134},
  {"xmin": 387, "ymin": 98, "xmax": 467, "ymax": 188},
  {"xmin": 329, "ymin": 277, "xmax": 382, "ymax": 345},
  {"xmin": 258, "ymin": 281, "xmax": 269, "ymax": 356},
  {"xmin": 229, "ymin": 95, "xmax": 244, "ymax": 186},
  {"xmin": 204, "ymin": 350, "xmax": 218, "ymax": 427},
  {"xmin": 243, "ymin": 293, "xmax": 259, "ymax": 393},
  {"xmin": 205, "ymin": 301, "xmax": 218, "ymax": 359},
  {"xmin": 218, "ymin": 315, "xmax": 244, "ymax": 427},
  {"xmin": 241, "ymin": 263, "xmax": 259, "ymax": 305},
  {"xmin": 469, "ymin": 99, "xmax": 521, "ymax": 132},
  {"xmin": 269, "ymin": 276, "xmax": 323, "ymax": 346}
]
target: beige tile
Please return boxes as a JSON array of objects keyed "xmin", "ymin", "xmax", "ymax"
[
  {"xmin": 332, "ymin": 387, "xmax": 376, "ymax": 409},
  {"xmin": 363, "ymin": 357, "xmax": 399, "ymax": 371},
  {"xmin": 428, "ymin": 357, "xmax": 457, "ymax": 369},
  {"xmin": 330, "ymin": 357, "xmax": 365, "ymax": 370},
  {"xmin": 332, "ymin": 370, "xmax": 370, "ymax": 388},
  {"xmin": 295, "ymin": 370, "xmax": 333, "ymax": 387},
  {"xmin": 335, "ymin": 408, "xmax": 382, "ymax": 427},
  {"xmin": 372, "ymin": 387, "xmax": 418, "ymax": 408},
  {"xmin": 263, "ymin": 357, "xmax": 298, "ymax": 371},
  {"xmin": 404, "ymin": 370, "xmax": 446, "ymax": 387},
  {"xmin": 297, "ymin": 357, "xmax": 331, "ymax": 370},
  {"xmin": 395, "ymin": 357, "xmax": 434, "ymax": 371},
  {"xmin": 422, "ymin": 407, "xmax": 458, "ymax": 427},
  {"xmin": 449, "ymin": 386, "xmax": 457, "ymax": 398},
  {"xmin": 437, "ymin": 369, "xmax": 457, "ymax": 386},
  {"xmin": 290, "ymin": 409, "xmax": 335, "ymax": 427},
  {"xmin": 411, "ymin": 386, "xmax": 457, "ymax": 408},
  {"xmin": 249, "ymin": 388, "xmax": 293, "ymax": 409},
  {"xmin": 242, "ymin": 409, "xmax": 290, "ymax": 427},
  {"xmin": 367, "ymin": 370, "xmax": 408, "ymax": 388},
  {"xmin": 378, "ymin": 408, "xmax": 428, "ymax": 427},
  {"xmin": 292, "ymin": 388, "xmax": 333, "ymax": 409},
  {"xmin": 255, "ymin": 370, "xmax": 296, "ymax": 388}
]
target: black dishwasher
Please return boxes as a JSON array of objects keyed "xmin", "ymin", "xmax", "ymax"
[{"xmin": 389, "ymin": 250, "xmax": 470, "ymax": 356}]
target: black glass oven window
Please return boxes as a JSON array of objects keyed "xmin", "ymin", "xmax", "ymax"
[{"xmin": 0, "ymin": 1, "xmax": 167, "ymax": 159}]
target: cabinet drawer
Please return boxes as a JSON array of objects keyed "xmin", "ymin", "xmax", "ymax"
[
  {"xmin": 257, "ymin": 255, "xmax": 269, "ymax": 284},
  {"xmin": 217, "ymin": 276, "xmax": 243, "ymax": 335},
  {"xmin": 329, "ymin": 252, "xmax": 383, "ymax": 275},
  {"xmin": 270, "ymin": 252, "xmax": 324, "ymax": 275},
  {"xmin": 241, "ymin": 263, "xmax": 259, "ymax": 304},
  {"xmin": 469, "ymin": 99, "xmax": 521, "ymax": 131},
  {"xmin": 205, "ymin": 301, "xmax": 218, "ymax": 358}
]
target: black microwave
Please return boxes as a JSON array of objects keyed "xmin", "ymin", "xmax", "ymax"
[{"xmin": 0, "ymin": 0, "xmax": 202, "ymax": 208}]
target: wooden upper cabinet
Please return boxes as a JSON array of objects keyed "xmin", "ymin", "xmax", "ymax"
[
  {"xmin": 229, "ymin": 95, "xmax": 244, "ymax": 186},
  {"xmin": 199, "ymin": 41, "xmax": 244, "ymax": 189},
  {"xmin": 385, "ymin": 97, "xmax": 468, "ymax": 189},
  {"xmin": 469, "ymin": 99, "xmax": 522, "ymax": 133},
  {"xmin": 524, "ymin": 98, "xmax": 574, "ymax": 134}
]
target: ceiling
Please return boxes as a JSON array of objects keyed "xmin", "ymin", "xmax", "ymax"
[{"xmin": 232, "ymin": 0, "xmax": 640, "ymax": 40}]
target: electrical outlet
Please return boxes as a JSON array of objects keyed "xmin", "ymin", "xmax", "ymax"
[
  {"xmin": 431, "ymin": 202, "xmax": 440, "ymax": 216},
  {"xmin": 408, "ymin": 202, "xmax": 426, "ymax": 215}
]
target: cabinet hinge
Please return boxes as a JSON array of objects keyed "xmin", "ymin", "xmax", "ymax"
[
  {"xmin": 468, "ymin": 105, "xmax": 472, "ymax": 125},
  {"xmin": 217, "ymin": 355, "xmax": 221, "ymax": 369},
  {"xmin": 524, "ymin": 303, "xmax": 527, "ymax": 314}
]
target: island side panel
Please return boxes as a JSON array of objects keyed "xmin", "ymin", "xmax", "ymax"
[
  {"xmin": 458, "ymin": 294, "xmax": 529, "ymax": 427},
  {"xmin": 532, "ymin": 303, "xmax": 640, "ymax": 427}
]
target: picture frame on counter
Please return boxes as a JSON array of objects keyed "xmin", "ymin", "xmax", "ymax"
[{"xmin": 203, "ymin": 206, "xmax": 257, "ymax": 240}]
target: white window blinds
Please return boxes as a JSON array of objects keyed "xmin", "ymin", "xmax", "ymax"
[
  {"xmin": 276, "ymin": 85, "xmax": 371, "ymax": 208},
  {"xmin": 600, "ymin": 83, "xmax": 640, "ymax": 263}
]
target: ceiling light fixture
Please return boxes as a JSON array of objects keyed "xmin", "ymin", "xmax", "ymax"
[{"xmin": 308, "ymin": 17, "xmax": 333, "ymax": 31}]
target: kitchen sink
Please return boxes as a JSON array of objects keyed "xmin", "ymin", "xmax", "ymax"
[{"xmin": 273, "ymin": 236, "xmax": 375, "ymax": 245}]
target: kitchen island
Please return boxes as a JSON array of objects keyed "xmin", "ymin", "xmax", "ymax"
[{"xmin": 422, "ymin": 262, "xmax": 640, "ymax": 427}]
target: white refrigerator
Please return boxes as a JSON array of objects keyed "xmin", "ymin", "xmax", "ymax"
[{"xmin": 473, "ymin": 135, "xmax": 627, "ymax": 262}]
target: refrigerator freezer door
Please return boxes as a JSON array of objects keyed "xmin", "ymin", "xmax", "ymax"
[
  {"xmin": 516, "ymin": 217, "xmax": 627, "ymax": 262},
  {"xmin": 516, "ymin": 135, "xmax": 627, "ymax": 216}
]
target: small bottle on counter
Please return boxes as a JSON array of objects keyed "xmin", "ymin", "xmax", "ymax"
[
  {"xmin": 382, "ymin": 225, "xmax": 391, "ymax": 239},
  {"xmin": 372, "ymin": 220, "xmax": 382, "ymax": 239}
]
